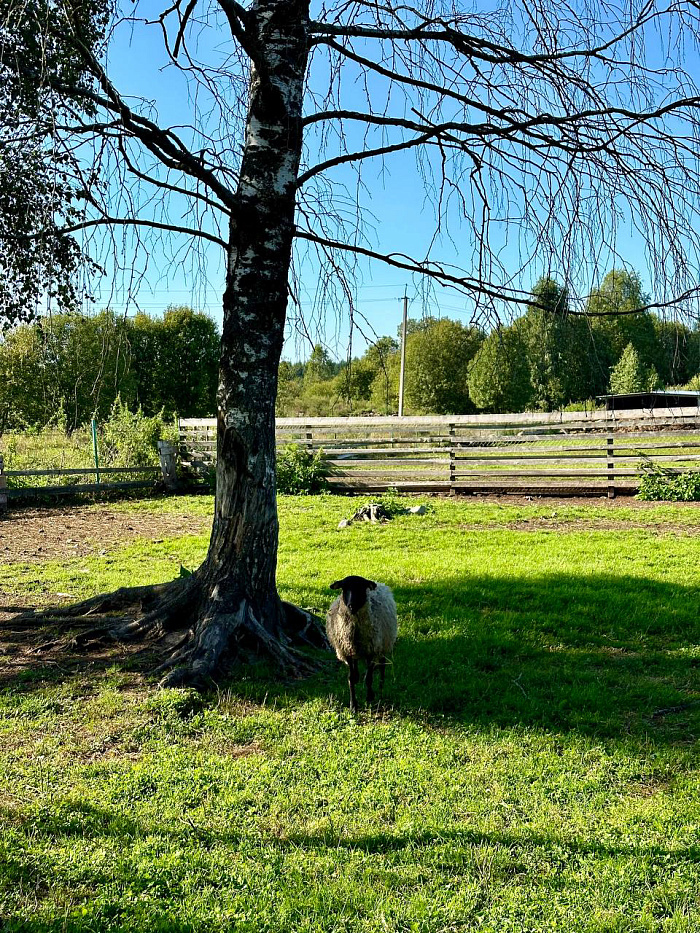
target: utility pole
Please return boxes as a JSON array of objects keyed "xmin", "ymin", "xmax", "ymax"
[{"xmin": 398, "ymin": 291, "xmax": 408, "ymax": 417}]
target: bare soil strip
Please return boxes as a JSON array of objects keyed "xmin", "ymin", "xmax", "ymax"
[{"xmin": 0, "ymin": 505, "xmax": 211, "ymax": 564}]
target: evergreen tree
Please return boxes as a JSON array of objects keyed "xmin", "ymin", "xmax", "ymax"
[
  {"xmin": 523, "ymin": 277, "xmax": 591, "ymax": 409},
  {"xmin": 609, "ymin": 342, "xmax": 661, "ymax": 394}
]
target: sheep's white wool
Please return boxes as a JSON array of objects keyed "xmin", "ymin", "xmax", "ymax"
[{"xmin": 326, "ymin": 583, "xmax": 397, "ymax": 665}]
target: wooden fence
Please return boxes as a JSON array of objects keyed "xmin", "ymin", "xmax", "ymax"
[
  {"xmin": 0, "ymin": 442, "xmax": 179, "ymax": 509},
  {"xmin": 180, "ymin": 407, "xmax": 700, "ymax": 496}
]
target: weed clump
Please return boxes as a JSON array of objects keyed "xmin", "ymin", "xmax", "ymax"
[
  {"xmin": 276, "ymin": 444, "xmax": 332, "ymax": 494},
  {"xmin": 637, "ymin": 462, "xmax": 700, "ymax": 501}
]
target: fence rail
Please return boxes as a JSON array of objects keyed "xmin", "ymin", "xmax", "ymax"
[
  {"xmin": 179, "ymin": 407, "xmax": 700, "ymax": 496},
  {"xmin": 0, "ymin": 442, "xmax": 180, "ymax": 509}
]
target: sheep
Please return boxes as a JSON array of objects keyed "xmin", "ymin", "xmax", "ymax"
[{"xmin": 326, "ymin": 575, "xmax": 398, "ymax": 713}]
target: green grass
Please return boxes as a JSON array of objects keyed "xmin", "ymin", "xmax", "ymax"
[
  {"xmin": 1, "ymin": 428, "xmax": 98, "ymax": 488},
  {"xmin": 3, "ymin": 495, "xmax": 700, "ymax": 931}
]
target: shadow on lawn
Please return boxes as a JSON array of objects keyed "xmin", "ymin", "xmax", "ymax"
[
  {"xmin": 279, "ymin": 823, "xmax": 700, "ymax": 863},
  {"xmin": 3, "ymin": 796, "xmax": 700, "ymax": 933},
  {"xmin": 291, "ymin": 571, "xmax": 700, "ymax": 742},
  {"xmin": 3, "ymin": 571, "xmax": 700, "ymax": 741},
  {"xmin": 3, "ymin": 572, "xmax": 700, "ymax": 931}
]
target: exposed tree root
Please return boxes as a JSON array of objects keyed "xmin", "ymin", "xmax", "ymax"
[
  {"xmin": 20, "ymin": 580, "xmax": 184, "ymax": 622},
  {"xmin": 282, "ymin": 600, "xmax": 329, "ymax": 650},
  {"xmin": 158, "ymin": 594, "xmax": 326, "ymax": 689},
  {"xmin": 15, "ymin": 574, "xmax": 329, "ymax": 689}
]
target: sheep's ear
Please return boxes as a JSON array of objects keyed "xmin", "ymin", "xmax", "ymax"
[{"xmin": 330, "ymin": 580, "xmax": 343, "ymax": 590}]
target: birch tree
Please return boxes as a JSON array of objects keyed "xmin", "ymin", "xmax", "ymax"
[{"xmin": 7, "ymin": 0, "xmax": 700, "ymax": 685}]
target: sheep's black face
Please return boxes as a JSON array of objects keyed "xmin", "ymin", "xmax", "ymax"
[{"xmin": 330, "ymin": 575, "xmax": 377, "ymax": 614}]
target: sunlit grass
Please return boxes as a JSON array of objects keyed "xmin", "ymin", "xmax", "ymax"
[{"xmin": 3, "ymin": 494, "xmax": 700, "ymax": 931}]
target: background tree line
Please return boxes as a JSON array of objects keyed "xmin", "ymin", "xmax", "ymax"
[
  {"xmin": 3, "ymin": 269, "xmax": 700, "ymax": 431},
  {"xmin": 0, "ymin": 306, "xmax": 220, "ymax": 431},
  {"xmin": 279, "ymin": 270, "xmax": 700, "ymax": 416}
]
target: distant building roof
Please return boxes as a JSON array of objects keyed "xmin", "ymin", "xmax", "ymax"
[{"xmin": 597, "ymin": 390, "xmax": 700, "ymax": 411}]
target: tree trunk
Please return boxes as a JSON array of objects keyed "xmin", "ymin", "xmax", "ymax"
[
  {"xmin": 24, "ymin": 0, "xmax": 328, "ymax": 686},
  {"xmin": 160, "ymin": 0, "xmax": 319, "ymax": 684}
]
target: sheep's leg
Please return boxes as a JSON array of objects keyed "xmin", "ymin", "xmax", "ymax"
[
  {"xmin": 378, "ymin": 658, "xmax": 387, "ymax": 695},
  {"xmin": 365, "ymin": 661, "xmax": 376, "ymax": 705},
  {"xmin": 348, "ymin": 659, "xmax": 360, "ymax": 714}
]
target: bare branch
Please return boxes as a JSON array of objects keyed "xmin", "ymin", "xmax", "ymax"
[
  {"xmin": 173, "ymin": 0, "xmax": 198, "ymax": 57},
  {"xmin": 297, "ymin": 129, "xmax": 439, "ymax": 186},
  {"xmin": 45, "ymin": 30, "xmax": 239, "ymax": 211},
  {"xmin": 294, "ymin": 226, "xmax": 535, "ymax": 304},
  {"xmin": 216, "ymin": 0, "xmax": 265, "ymax": 64},
  {"xmin": 294, "ymin": 227, "xmax": 700, "ymax": 315},
  {"xmin": 8, "ymin": 216, "xmax": 228, "ymax": 250},
  {"xmin": 308, "ymin": 2, "xmax": 683, "ymax": 68}
]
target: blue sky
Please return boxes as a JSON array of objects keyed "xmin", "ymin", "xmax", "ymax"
[{"xmin": 88, "ymin": 0, "xmax": 680, "ymax": 361}]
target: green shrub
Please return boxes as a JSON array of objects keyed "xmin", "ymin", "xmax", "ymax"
[
  {"xmin": 637, "ymin": 463, "xmax": 700, "ymax": 501},
  {"xmin": 276, "ymin": 444, "xmax": 332, "ymax": 494},
  {"xmin": 102, "ymin": 396, "xmax": 178, "ymax": 467},
  {"xmin": 562, "ymin": 399, "xmax": 604, "ymax": 412}
]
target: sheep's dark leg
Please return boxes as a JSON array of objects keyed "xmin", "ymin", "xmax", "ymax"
[
  {"xmin": 348, "ymin": 659, "xmax": 360, "ymax": 714},
  {"xmin": 365, "ymin": 661, "xmax": 376, "ymax": 705},
  {"xmin": 378, "ymin": 658, "xmax": 387, "ymax": 695}
]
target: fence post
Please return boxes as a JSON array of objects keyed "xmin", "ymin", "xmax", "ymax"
[
  {"xmin": 449, "ymin": 423, "xmax": 456, "ymax": 494},
  {"xmin": 158, "ymin": 440, "xmax": 180, "ymax": 491},
  {"xmin": 607, "ymin": 433, "xmax": 615, "ymax": 499},
  {"xmin": 0, "ymin": 455, "xmax": 7, "ymax": 513},
  {"xmin": 305, "ymin": 427, "xmax": 313, "ymax": 451},
  {"xmin": 91, "ymin": 418, "xmax": 101, "ymax": 486}
]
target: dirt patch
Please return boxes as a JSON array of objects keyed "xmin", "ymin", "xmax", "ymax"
[
  {"xmin": 0, "ymin": 502, "xmax": 211, "ymax": 686},
  {"xmin": 0, "ymin": 504, "xmax": 211, "ymax": 564},
  {"xmin": 0, "ymin": 605, "xmax": 168, "ymax": 690}
]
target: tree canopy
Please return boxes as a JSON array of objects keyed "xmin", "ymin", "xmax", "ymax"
[
  {"xmin": 0, "ymin": 308, "xmax": 219, "ymax": 430},
  {"xmin": 0, "ymin": 0, "xmax": 110, "ymax": 329},
  {"xmin": 467, "ymin": 324, "xmax": 533, "ymax": 414}
]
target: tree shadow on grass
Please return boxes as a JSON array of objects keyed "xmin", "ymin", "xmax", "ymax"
[
  {"xmin": 278, "ymin": 824, "xmax": 700, "ymax": 863},
  {"xmin": 3, "ymin": 795, "xmax": 700, "ymax": 932},
  {"xmin": 3, "ymin": 571, "xmax": 700, "ymax": 743},
  {"xmin": 281, "ymin": 571, "xmax": 700, "ymax": 744},
  {"xmin": 3, "ymin": 573, "xmax": 700, "ymax": 930},
  {"xmin": 0, "ymin": 605, "xmax": 163, "ymax": 689}
]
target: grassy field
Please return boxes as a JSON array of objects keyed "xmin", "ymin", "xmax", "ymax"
[
  {"xmin": 3, "ymin": 494, "xmax": 700, "ymax": 931},
  {"xmin": 1, "ymin": 428, "xmax": 98, "ymax": 476}
]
